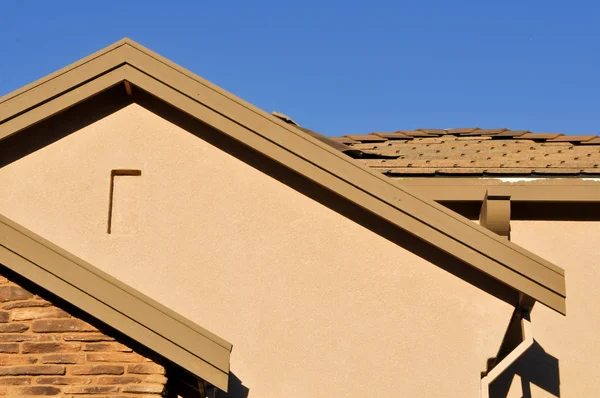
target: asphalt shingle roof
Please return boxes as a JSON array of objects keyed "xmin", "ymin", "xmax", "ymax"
[{"xmin": 332, "ymin": 128, "xmax": 600, "ymax": 177}]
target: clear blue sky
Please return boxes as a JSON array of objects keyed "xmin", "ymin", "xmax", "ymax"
[{"xmin": 1, "ymin": 0, "xmax": 598, "ymax": 136}]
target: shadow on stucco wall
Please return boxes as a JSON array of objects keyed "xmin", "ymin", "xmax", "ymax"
[
  {"xmin": 490, "ymin": 341, "xmax": 560, "ymax": 397},
  {"xmin": 223, "ymin": 373, "xmax": 249, "ymax": 398},
  {"xmin": 0, "ymin": 85, "xmax": 132, "ymax": 169}
]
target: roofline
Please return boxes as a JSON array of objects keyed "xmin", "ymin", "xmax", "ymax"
[
  {"xmin": 0, "ymin": 214, "xmax": 231, "ymax": 391},
  {"xmin": 392, "ymin": 177, "xmax": 600, "ymax": 202},
  {"xmin": 0, "ymin": 38, "xmax": 566, "ymax": 314}
]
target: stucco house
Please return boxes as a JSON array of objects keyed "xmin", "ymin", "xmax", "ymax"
[{"xmin": 0, "ymin": 39, "xmax": 597, "ymax": 397}]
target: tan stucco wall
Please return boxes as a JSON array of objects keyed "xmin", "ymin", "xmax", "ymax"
[
  {"xmin": 502, "ymin": 221, "xmax": 600, "ymax": 398},
  {"xmin": 0, "ymin": 104, "xmax": 514, "ymax": 397}
]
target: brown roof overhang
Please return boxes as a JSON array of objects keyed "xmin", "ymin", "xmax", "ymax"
[{"xmin": 0, "ymin": 39, "xmax": 566, "ymax": 314}]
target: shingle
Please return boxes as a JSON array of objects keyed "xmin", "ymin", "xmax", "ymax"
[
  {"xmin": 330, "ymin": 137, "xmax": 359, "ymax": 145},
  {"xmin": 344, "ymin": 134, "xmax": 387, "ymax": 143},
  {"xmin": 417, "ymin": 129, "xmax": 447, "ymax": 135},
  {"xmin": 532, "ymin": 169, "xmax": 583, "ymax": 175},
  {"xmin": 581, "ymin": 168, "xmax": 600, "ymax": 174},
  {"xmin": 579, "ymin": 138, "xmax": 600, "ymax": 145},
  {"xmin": 493, "ymin": 130, "xmax": 531, "ymax": 137},
  {"xmin": 484, "ymin": 168, "xmax": 534, "ymax": 175},
  {"xmin": 456, "ymin": 136, "xmax": 493, "ymax": 141},
  {"xmin": 436, "ymin": 168, "xmax": 485, "ymax": 175},
  {"xmin": 326, "ymin": 127, "xmax": 600, "ymax": 177},
  {"xmin": 445, "ymin": 128, "xmax": 480, "ymax": 134},
  {"xmin": 546, "ymin": 135, "xmax": 597, "ymax": 143},
  {"xmin": 372, "ymin": 132, "xmax": 412, "ymax": 140},
  {"xmin": 518, "ymin": 133, "xmax": 564, "ymax": 140},
  {"xmin": 384, "ymin": 168, "xmax": 437, "ymax": 176},
  {"xmin": 396, "ymin": 130, "xmax": 436, "ymax": 137},
  {"xmin": 468, "ymin": 129, "xmax": 509, "ymax": 136}
]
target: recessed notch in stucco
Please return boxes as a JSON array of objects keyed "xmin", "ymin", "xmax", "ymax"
[{"xmin": 107, "ymin": 169, "xmax": 142, "ymax": 234}]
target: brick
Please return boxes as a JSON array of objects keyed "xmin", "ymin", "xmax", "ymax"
[
  {"xmin": 63, "ymin": 385, "xmax": 119, "ymax": 394},
  {"xmin": 0, "ymin": 323, "xmax": 29, "ymax": 333},
  {"xmin": 32, "ymin": 319, "xmax": 97, "ymax": 333},
  {"xmin": 41, "ymin": 354, "xmax": 85, "ymax": 364},
  {"xmin": 144, "ymin": 374, "xmax": 168, "ymax": 384},
  {"xmin": 0, "ymin": 356, "xmax": 38, "ymax": 365},
  {"xmin": 122, "ymin": 384, "xmax": 165, "ymax": 394},
  {"xmin": 3, "ymin": 300, "xmax": 52, "ymax": 310},
  {"xmin": 0, "ymin": 334, "xmax": 35, "ymax": 342},
  {"xmin": 14, "ymin": 386, "xmax": 60, "ymax": 395},
  {"xmin": 0, "ymin": 365, "xmax": 65, "ymax": 376},
  {"xmin": 83, "ymin": 342, "xmax": 132, "ymax": 352},
  {"xmin": 22, "ymin": 342, "xmax": 81, "ymax": 354},
  {"xmin": 0, "ymin": 311, "xmax": 9, "ymax": 323},
  {"xmin": 12, "ymin": 307, "xmax": 70, "ymax": 321},
  {"xmin": 0, "ymin": 377, "xmax": 31, "ymax": 385},
  {"xmin": 0, "ymin": 343, "xmax": 19, "ymax": 353},
  {"xmin": 0, "ymin": 334, "xmax": 58, "ymax": 342},
  {"xmin": 70, "ymin": 365, "xmax": 124, "ymax": 375},
  {"xmin": 97, "ymin": 376, "xmax": 142, "ymax": 384},
  {"xmin": 63, "ymin": 334, "xmax": 114, "ymax": 342},
  {"xmin": 127, "ymin": 363, "xmax": 165, "ymax": 375},
  {"xmin": 87, "ymin": 352, "xmax": 146, "ymax": 362},
  {"xmin": 0, "ymin": 286, "xmax": 33, "ymax": 302},
  {"xmin": 36, "ymin": 377, "xmax": 92, "ymax": 385}
]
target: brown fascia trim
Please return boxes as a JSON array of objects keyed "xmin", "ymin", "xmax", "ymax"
[
  {"xmin": 0, "ymin": 214, "xmax": 232, "ymax": 392},
  {"xmin": 395, "ymin": 177, "xmax": 600, "ymax": 221},
  {"xmin": 0, "ymin": 39, "xmax": 566, "ymax": 314},
  {"xmin": 393, "ymin": 177, "xmax": 600, "ymax": 203}
]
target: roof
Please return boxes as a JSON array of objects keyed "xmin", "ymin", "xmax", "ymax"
[
  {"xmin": 0, "ymin": 39, "xmax": 565, "ymax": 319},
  {"xmin": 328, "ymin": 128, "xmax": 600, "ymax": 177},
  {"xmin": 0, "ymin": 214, "xmax": 232, "ymax": 391}
]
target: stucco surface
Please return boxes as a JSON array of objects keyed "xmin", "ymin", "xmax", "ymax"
[
  {"xmin": 0, "ymin": 104, "xmax": 513, "ymax": 397},
  {"xmin": 505, "ymin": 221, "xmax": 600, "ymax": 398}
]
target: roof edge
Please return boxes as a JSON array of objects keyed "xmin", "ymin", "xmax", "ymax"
[
  {"xmin": 0, "ymin": 213, "xmax": 231, "ymax": 391},
  {"xmin": 0, "ymin": 38, "xmax": 567, "ymax": 315}
]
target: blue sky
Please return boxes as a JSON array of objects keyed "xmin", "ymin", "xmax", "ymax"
[{"xmin": 1, "ymin": 0, "xmax": 598, "ymax": 136}]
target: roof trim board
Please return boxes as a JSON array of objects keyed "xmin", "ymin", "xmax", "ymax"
[
  {"xmin": 391, "ymin": 178, "xmax": 600, "ymax": 202},
  {"xmin": 0, "ymin": 214, "xmax": 231, "ymax": 391},
  {"xmin": 0, "ymin": 39, "xmax": 566, "ymax": 315}
]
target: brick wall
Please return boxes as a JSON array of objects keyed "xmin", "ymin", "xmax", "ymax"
[{"xmin": 0, "ymin": 272, "xmax": 167, "ymax": 397}]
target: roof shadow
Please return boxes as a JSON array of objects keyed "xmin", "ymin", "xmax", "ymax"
[
  {"xmin": 0, "ymin": 85, "xmax": 132, "ymax": 169},
  {"xmin": 490, "ymin": 340, "xmax": 560, "ymax": 397},
  {"xmin": 224, "ymin": 373, "xmax": 250, "ymax": 398}
]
